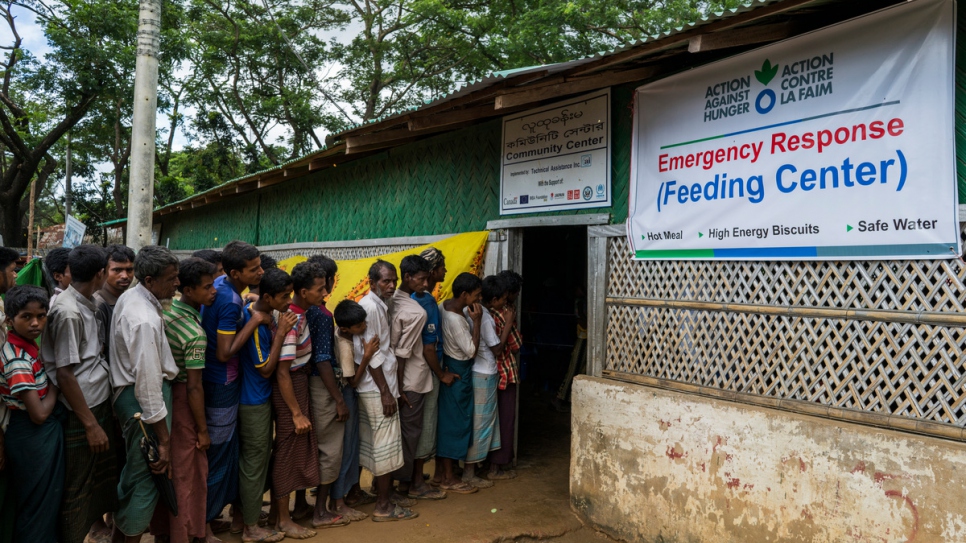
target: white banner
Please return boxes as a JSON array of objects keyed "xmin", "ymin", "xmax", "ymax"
[
  {"xmin": 500, "ymin": 90, "xmax": 611, "ymax": 214},
  {"xmin": 628, "ymin": 0, "xmax": 958, "ymax": 260}
]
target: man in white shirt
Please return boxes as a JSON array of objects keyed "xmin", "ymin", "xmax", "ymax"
[
  {"xmin": 356, "ymin": 260, "xmax": 417, "ymax": 522},
  {"xmin": 109, "ymin": 246, "xmax": 181, "ymax": 543}
]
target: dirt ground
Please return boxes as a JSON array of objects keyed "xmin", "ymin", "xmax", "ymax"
[{"xmin": 138, "ymin": 393, "xmax": 613, "ymax": 543}]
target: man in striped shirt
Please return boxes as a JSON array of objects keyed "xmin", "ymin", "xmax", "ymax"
[{"xmin": 149, "ymin": 257, "xmax": 217, "ymax": 543}]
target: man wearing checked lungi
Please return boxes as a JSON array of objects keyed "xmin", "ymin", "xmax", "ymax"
[
  {"xmin": 42, "ymin": 245, "xmax": 118, "ymax": 543},
  {"xmin": 109, "ymin": 246, "xmax": 182, "ymax": 542},
  {"xmin": 357, "ymin": 260, "xmax": 418, "ymax": 522}
]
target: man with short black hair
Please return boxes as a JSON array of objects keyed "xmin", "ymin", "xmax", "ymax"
[
  {"xmin": 42, "ymin": 244, "xmax": 118, "ymax": 543},
  {"xmin": 193, "ymin": 249, "xmax": 225, "ymax": 278},
  {"xmin": 390, "ymin": 255, "xmax": 445, "ymax": 502},
  {"xmin": 45, "ymin": 247, "xmax": 72, "ymax": 305},
  {"xmin": 93, "ymin": 245, "xmax": 135, "ymax": 365},
  {"xmin": 0, "ymin": 247, "xmax": 20, "ymax": 344},
  {"xmin": 110, "ymin": 245, "xmax": 181, "ymax": 543},
  {"xmin": 200, "ymin": 240, "xmax": 265, "ymax": 536}
]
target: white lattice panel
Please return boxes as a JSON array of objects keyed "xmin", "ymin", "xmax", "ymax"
[{"xmin": 603, "ymin": 228, "xmax": 966, "ymax": 426}]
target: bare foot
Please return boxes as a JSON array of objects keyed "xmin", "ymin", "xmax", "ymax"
[
  {"xmin": 205, "ymin": 524, "xmax": 226, "ymax": 543},
  {"xmin": 276, "ymin": 520, "xmax": 316, "ymax": 540},
  {"xmin": 242, "ymin": 524, "xmax": 284, "ymax": 543},
  {"xmin": 333, "ymin": 503, "xmax": 368, "ymax": 522}
]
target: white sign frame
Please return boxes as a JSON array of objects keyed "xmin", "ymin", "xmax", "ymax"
[
  {"xmin": 500, "ymin": 89, "xmax": 611, "ymax": 215},
  {"xmin": 63, "ymin": 215, "xmax": 86, "ymax": 249},
  {"xmin": 627, "ymin": 0, "xmax": 959, "ymax": 261}
]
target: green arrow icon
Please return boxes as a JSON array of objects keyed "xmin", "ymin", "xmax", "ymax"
[
  {"xmin": 846, "ymin": 225, "xmax": 853, "ymax": 232},
  {"xmin": 698, "ymin": 232, "xmax": 704, "ymax": 238}
]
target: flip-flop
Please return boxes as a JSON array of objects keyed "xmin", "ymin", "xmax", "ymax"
[
  {"xmin": 439, "ymin": 481, "xmax": 479, "ymax": 494},
  {"xmin": 488, "ymin": 469, "xmax": 517, "ymax": 480},
  {"xmin": 278, "ymin": 526, "xmax": 316, "ymax": 540},
  {"xmin": 210, "ymin": 519, "xmax": 232, "ymax": 533},
  {"xmin": 390, "ymin": 493, "xmax": 415, "ymax": 507},
  {"xmin": 372, "ymin": 505, "xmax": 419, "ymax": 522},
  {"xmin": 345, "ymin": 489, "xmax": 377, "ymax": 507},
  {"xmin": 241, "ymin": 529, "xmax": 285, "ymax": 543},
  {"xmin": 408, "ymin": 487, "xmax": 447, "ymax": 500},
  {"xmin": 463, "ymin": 475, "xmax": 494, "ymax": 489},
  {"xmin": 337, "ymin": 508, "xmax": 369, "ymax": 522},
  {"xmin": 311, "ymin": 514, "xmax": 350, "ymax": 529}
]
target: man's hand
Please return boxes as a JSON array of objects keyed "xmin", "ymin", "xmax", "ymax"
[
  {"xmin": 196, "ymin": 429, "xmax": 211, "ymax": 451},
  {"xmin": 252, "ymin": 310, "xmax": 274, "ymax": 327},
  {"xmin": 380, "ymin": 390, "xmax": 397, "ymax": 417},
  {"xmin": 398, "ymin": 393, "xmax": 413, "ymax": 410},
  {"xmin": 277, "ymin": 311, "xmax": 298, "ymax": 335},
  {"xmin": 363, "ymin": 336, "xmax": 380, "ymax": 359},
  {"xmin": 150, "ymin": 441, "xmax": 171, "ymax": 478},
  {"xmin": 503, "ymin": 306, "xmax": 517, "ymax": 328},
  {"xmin": 439, "ymin": 371, "xmax": 460, "ymax": 386},
  {"xmin": 467, "ymin": 303, "xmax": 483, "ymax": 323},
  {"xmin": 85, "ymin": 423, "xmax": 110, "ymax": 453},
  {"xmin": 335, "ymin": 399, "xmax": 349, "ymax": 422},
  {"xmin": 293, "ymin": 412, "xmax": 312, "ymax": 435}
]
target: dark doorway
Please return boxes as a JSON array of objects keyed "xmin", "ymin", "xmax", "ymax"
[{"xmin": 517, "ymin": 225, "xmax": 588, "ymax": 410}]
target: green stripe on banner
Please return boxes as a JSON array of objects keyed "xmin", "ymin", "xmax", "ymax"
[
  {"xmin": 816, "ymin": 243, "xmax": 958, "ymax": 258},
  {"xmin": 635, "ymin": 249, "xmax": 715, "ymax": 259}
]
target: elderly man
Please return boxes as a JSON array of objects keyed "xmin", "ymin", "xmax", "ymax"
[
  {"xmin": 109, "ymin": 246, "xmax": 181, "ymax": 543},
  {"xmin": 357, "ymin": 260, "xmax": 417, "ymax": 522}
]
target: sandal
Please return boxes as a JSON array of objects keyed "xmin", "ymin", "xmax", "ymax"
[
  {"xmin": 408, "ymin": 487, "xmax": 447, "ymax": 500},
  {"xmin": 345, "ymin": 489, "xmax": 377, "ymax": 507},
  {"xmin": 463, "ymin": 475, "xmax": 494, "ymax": 489},
  {"xmin": 241, "ymin": 529, "xmax": 285, "ymax": 543},
  {"xmin": 439, "ymin": 481, "xmax": 479, "ymax": 494},
  {"xmin": 372, "ymin": 505, "xmax": 419, "ymax": 522},
  {"xmin": 312, "ymin": 514, "xmax": 350, "ymax": 529},
  {"xmin": 336, "ymin": 507, "xmax": 368, "ymax": 522},
  {"xmin": 277, "ymin": 525, "xmax": 316, "ymax": 540},
  {"xmin": 209, "ymin": 519, "xmax": 232, "ymax": 534},
  {"xmin": 390, "ymin": 493, "xmax": 415, "ymax": 507},
  {"xmin": 488, "ymin": 469, "xmax": 517, "ymax": 480}
]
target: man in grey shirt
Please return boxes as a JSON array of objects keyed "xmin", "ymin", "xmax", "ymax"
[
  {"xmin": 93, "ymin": 244, "xmax": 135, "ymax": 366},
  {"xmin": 42, "ymin": 244, "xmax": 117, "ymax": 543},
  {"xmin": 110, "ymin": 245, "xmax": 181, "ymax": 543}
]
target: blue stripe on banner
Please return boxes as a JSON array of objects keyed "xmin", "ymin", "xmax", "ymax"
[{"xmin": 816, "ymin": 243, "xmax": 958, "ymax": 258}]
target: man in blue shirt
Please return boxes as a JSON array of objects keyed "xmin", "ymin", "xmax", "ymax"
[
  {"xmin": 199, "ymin": 240, "xmax": 265, "ymax": 537},
  {"xmin": 237, "ymin": 268, "xmax": 296, "ymax": 543},
  {"xmin": 412, "ymin": 247, "xmax": 458, "ymax": 487}
]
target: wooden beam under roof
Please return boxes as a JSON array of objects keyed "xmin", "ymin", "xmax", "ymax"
[
  {"xmin": 494, "ymin": 66, "xmax": 663, "ymax": 110},
  {"xmin": 345, "ymin": 120, "xmax": 475, "ymax": 155},
  {"xmin": 567, "ymin": 0, "xmax": 820, "ymax": 76},
  {"xmin": 688, "ymin": 21, "xmax": 798, "ymax": 52}
]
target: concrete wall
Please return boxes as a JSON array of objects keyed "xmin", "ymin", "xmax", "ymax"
[{"xmin": 571, "ymin": 375, "xmax": 966, "ymax": 543}]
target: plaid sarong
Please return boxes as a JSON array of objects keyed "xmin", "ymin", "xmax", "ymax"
[
  {"xmin": 465, "ymin": 372, "xmax": 501, "ymax": 464},
  {"xmin": 113, "ymin": 383, "xmax": 172, "ymax": 537},
  {"xmin": 60, "ymin": 400, "xmax": 118, "ymax": 543},
  {"xmin": 7, "ymin": 409, "xmax": 64, "ymax": 543},
  {"xmin": 271, "ymin": 367, "xmax": 320, "ymax": 498},
  {"xmin": 415, "ymin": 375, "xmax": 439, "ymax": 459},
  {"xmin": 357, "ymin": 390, "xmax": 404, "ymax": 477}
]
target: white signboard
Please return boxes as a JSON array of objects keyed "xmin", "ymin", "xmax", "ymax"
[
  {"xmin": 628, "ymin": 0, "xmax": 958, "ymax": 260},
  {"xmin": 63, "ymin": 215, "xmax": 86, "ymax": 249},
  {"xmin": 500, "ymin": 90, "xmax": 611, "ymax": 214}
]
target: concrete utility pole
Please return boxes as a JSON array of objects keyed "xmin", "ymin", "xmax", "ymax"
[{"xmin": 126, "ymin": 0, "xmax": 162, "ymax": 251}]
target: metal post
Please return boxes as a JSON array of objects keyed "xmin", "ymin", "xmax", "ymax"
[
  {"xmin": 126, "ymin": 0, "xmax": 162, "ymax": 250},
  {"xmin": 64, "ymin": 132, "xmax": 72, "ymax": 218}
]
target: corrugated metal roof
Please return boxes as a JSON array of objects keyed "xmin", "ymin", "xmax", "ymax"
[{"xmin": 106, "ymin": 0, "xmax": 798, "ymax": 225}]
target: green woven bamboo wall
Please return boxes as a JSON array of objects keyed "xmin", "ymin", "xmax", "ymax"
[{"xmin": 160, "ymin": 86, "xmax": 634, "ymax": 250}]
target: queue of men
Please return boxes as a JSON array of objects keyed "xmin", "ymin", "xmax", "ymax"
[{"xmin": 0, "ymin": 240, "xmax": 524, "ymax": 543}]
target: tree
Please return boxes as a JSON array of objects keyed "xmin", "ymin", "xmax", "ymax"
[{"xmin": 0, "ymin": 0, "xmax": 142, "ymax": 244}]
